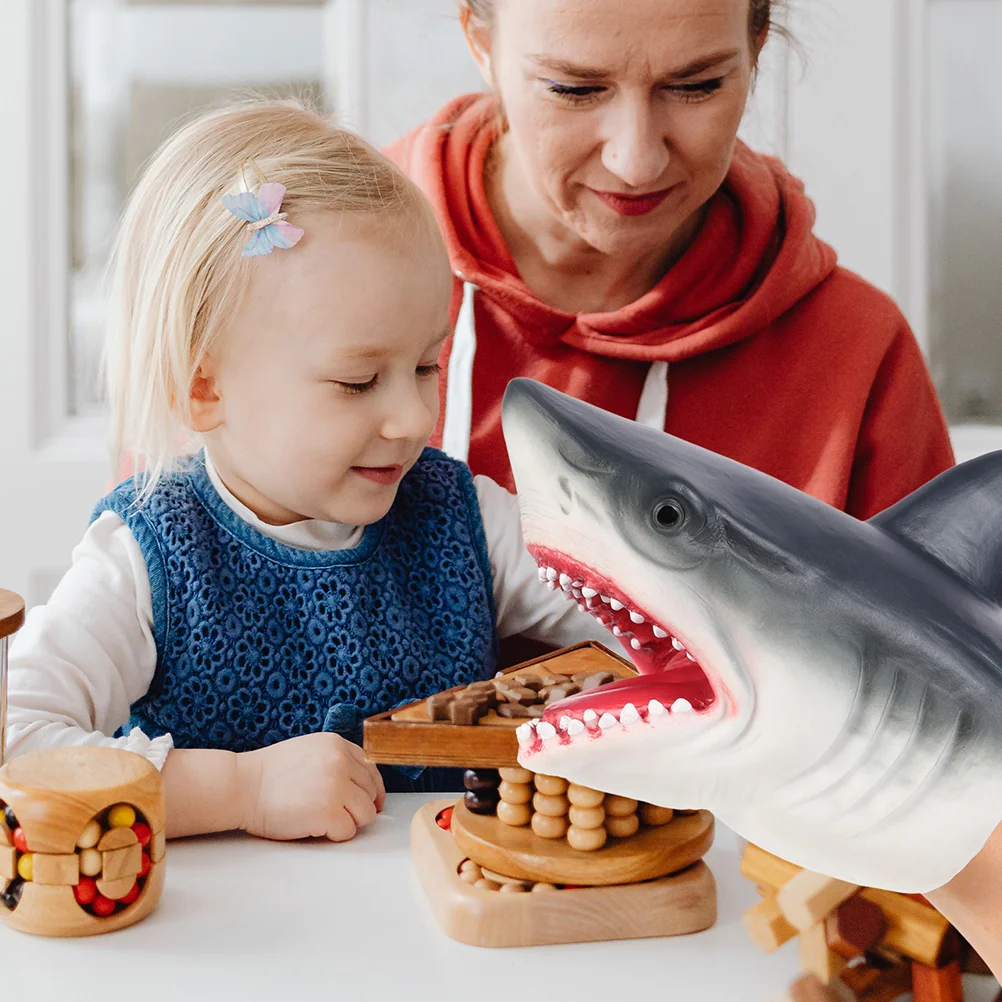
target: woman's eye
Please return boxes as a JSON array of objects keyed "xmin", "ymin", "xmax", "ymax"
[
  {"xmin": 667, "ymin": 78, "xmax": 725, "ymax": 103},
  {"xmin": 546, "ymin": 81, "xmax": 605, "ymax": 103},
  {"xmin": 333, "ymin": 376, "xmax": 378, "ymax": 395}
]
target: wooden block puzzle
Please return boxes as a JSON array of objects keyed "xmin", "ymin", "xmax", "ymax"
[{"xmin": 741, "ymin": 843, "xmax": 980, "ymax": 1002}]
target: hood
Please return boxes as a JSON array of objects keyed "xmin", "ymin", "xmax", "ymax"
[{"xmin": 387, "ymin": 93, "xmax": 839, "ymax": 363}]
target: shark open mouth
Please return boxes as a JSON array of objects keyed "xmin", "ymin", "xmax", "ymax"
[{"xmin": 517, "ymin": 547, "xmax": 718, "ymax": 757}]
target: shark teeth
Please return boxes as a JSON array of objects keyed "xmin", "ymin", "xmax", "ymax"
[
  {"xmin": 671, "ymin": 637, "xmax": 685, "ymax": 651},
  {"xmin": 653, "ymin": 625, "xmax": 668, "ymax": 639},
  {"xmin": 537, "ymin": 721, "xmax": 558, "ymax": 741},
  {"xmin": 609, "ymin": 599, "xmax": 624, "ymax": 611},
  {"xmin": 647, "ymin": 699, "xmax": 666, "ymax": 717},
  {"xmin": 629, "ymin": 611, "xmax": 645, "ymax": 624},
  {"xmin": 671, "ymin": 698, "xmax": 694, "ymax": 713},
  {"xmin": 598, "ymin": 712, "xmax": 619, "ymax": 730},
  {"xmin": 620, "ymin": 702, "xmax": 640, "ymax": 725}
]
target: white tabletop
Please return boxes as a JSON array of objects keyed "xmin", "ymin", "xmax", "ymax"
[{"xmin": 1, "ymin": 794, "xmax": 997, "ymax": 1002}]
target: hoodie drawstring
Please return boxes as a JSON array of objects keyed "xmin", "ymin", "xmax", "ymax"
[{"xmin": 442, "ymin": 282, "xmax": 669, "ymax": 463}]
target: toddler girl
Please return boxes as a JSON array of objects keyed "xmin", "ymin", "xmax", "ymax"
[{"xmin": 5, "ymin": 101, "xmax": 616, "ymax": 843}]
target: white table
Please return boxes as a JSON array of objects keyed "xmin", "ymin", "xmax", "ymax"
[{"xmin": 0, "ymin": 794, "xmax": 996, "ymax": 1001}]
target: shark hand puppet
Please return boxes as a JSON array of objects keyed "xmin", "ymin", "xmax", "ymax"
[{"xmin": 501, "ymin": 377, "xmax": 1002, "ymax": 894}]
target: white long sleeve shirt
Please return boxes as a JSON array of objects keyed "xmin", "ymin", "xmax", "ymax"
[{"xmin": 6, "ymin": 460, "xmax": 622, "ymax": 767}]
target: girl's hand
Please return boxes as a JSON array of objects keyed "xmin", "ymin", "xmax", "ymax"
[{"xmin": 236, "ymin": 733, "xmax": 386, "ymax": 842}]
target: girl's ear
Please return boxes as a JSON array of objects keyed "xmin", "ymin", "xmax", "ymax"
[
  {"xmin": 188, "ymin": 356, "xmax": 224, "ymax": 433},
  {"xmin": 458, "ymin": 6, "xmax": 495, "ymax": 89}
]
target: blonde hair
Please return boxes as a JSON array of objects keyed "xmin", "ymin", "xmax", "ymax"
[{"xmin": 103, "ymin": 99, "xmax": 428, "ymax": 500}]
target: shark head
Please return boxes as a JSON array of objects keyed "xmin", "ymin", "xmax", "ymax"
[{"xmin": 501, "ymin": 378, "xmax": 1002, "ymax": 892}]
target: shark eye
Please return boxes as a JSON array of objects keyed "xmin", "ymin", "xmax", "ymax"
[{"xmin": 652, "ymin": 498, "xmax": 687, "ymax": 531}]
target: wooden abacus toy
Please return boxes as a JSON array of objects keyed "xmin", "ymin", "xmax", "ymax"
[
  {"xmin": 365, "ymin": 641, "xmax": 718, "ymax": 948},
  {"xmin": 742, "ymin": 842, "xmax": 996, "ymax": 1002},
  {"xmin": 0, "ymin": 590, "xmax": 166, "ymax": 937}
]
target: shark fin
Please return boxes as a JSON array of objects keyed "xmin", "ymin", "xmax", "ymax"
[{"xmin": 868, "ymin": 452, "xmax": 1002, "ymax": 603}]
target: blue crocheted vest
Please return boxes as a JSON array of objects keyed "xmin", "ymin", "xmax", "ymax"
[{"xmin": 92, "ymin": 449, "xmax": 498, "ymax": 756}]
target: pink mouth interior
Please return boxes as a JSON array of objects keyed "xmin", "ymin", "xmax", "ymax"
[{"xmin": 518, "ymin": 546, "xmax": 717, "ymax": 757}]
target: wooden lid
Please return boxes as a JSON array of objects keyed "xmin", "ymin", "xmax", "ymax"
[{"xmin": 0, "ymin": 590, "xmax": 25, "ymax": 640}]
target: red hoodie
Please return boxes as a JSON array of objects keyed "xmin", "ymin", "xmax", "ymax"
[{"xmin": 386, "ymin": 94, "xmax": 954, "ymax": 517}]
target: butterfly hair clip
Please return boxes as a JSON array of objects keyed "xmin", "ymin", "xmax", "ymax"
[{"xmin": 221, "ymin": 180, "xmax": 305, "ymax": 258}]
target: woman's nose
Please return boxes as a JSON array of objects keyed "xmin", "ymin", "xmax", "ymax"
[{"xmin": 600, "ymin": 99, "xmax": 670, "ymax": 189}]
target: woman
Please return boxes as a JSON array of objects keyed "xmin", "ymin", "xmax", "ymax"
[{"xmin": 386, "ymin": 0, "xmax": 954, "ymax": 514}]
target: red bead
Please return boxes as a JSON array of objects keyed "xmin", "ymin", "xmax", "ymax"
[
  {"xmin": 91, "ymin": 895, "xmax": 116, "ymax": 917},
  {"xmin": 131, "ymin": 822, "xmax": 152, "ymax": 847},
  {"xmin": 435, "ymin": 807, "xmax": 453, "ymax": 831},
  {"xmin": 118, "ymin": 882, "xmax": 140, "ymax": 905},
  {"xmin": 11, "ymin": 828, "xmax": 28, "ymax": 853},
  {"xmin": 74, "ymin": 877, "xmax": 98, "ymax": 905},
  {"xmin": 138, "ymin": 851, "xmax": 151, "ymax": 878}
]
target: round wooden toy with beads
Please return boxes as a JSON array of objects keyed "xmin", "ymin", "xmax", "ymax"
[
  {"xmin": 453, "ymin": 766, "xmax": 712, "ymax": 886},
  {"xmin": 0, "ymin": 746, "xmax": 166, "ymax": 937}
]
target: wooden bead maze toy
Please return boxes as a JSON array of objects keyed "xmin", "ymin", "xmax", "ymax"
[
  {"xmin": 365, "ymin": 641, "xmax": 717, "ymax": 947},
  {"xmin": 0, "ymin": 589, "xmax": 166, "ymax": 936}
]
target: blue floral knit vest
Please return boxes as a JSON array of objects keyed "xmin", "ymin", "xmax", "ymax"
[{"xmin": 92, "ymin": 449, "xmax": 498, "ymax": 765}]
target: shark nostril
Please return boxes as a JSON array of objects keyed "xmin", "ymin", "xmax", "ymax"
[{"xmin": 558, "ymin": 475, "xmax": 573, "ymax": 500}]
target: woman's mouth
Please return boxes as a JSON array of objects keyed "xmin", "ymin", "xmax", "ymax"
[
  {"xmin": 588, "ymin": 186, "xmax": 674, "ymax": 217},
  {"xmin": 351, "ymin": 465, "xmax": 404, "ymax": 486}
]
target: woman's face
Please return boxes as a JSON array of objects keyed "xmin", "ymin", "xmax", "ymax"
[{"xmin": 468, "ymin": 0, "xmax": 760, "ymax": 256}]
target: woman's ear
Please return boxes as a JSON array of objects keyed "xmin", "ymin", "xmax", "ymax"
[
  {"xmin": 458, "ymin": 5, "xmax": 495, "ymax": 88},
  {"xmin": 188, "ymin": 355, "xmax": 224, "ymax": 433}
]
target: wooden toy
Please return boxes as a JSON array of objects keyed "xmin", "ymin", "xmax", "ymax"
[
  {"xmin": 364, "ymin": 641, "xmax": 718, "ymax": 947},
  {"xmin": 0, "ymin": 589, "xmax": 165, "ymax": 937},
  {"xmin": 0, "ymin": 745, "xmax": 166, "ymax": 936},
  {"xmin": 411, "ymin": 798, "xmax": 716, "ymax": 948},
  {"xmin": 742, "ymin": 842, "xmax": 972, "ymax": 1002}
]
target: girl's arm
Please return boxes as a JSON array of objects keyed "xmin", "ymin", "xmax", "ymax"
[
  {"xmin": 6, "ymin": 511, "xmax": 171, "ymax": 764},
  {"xmin": 7, "ymin": 514, "xmax": 383, "ymax": 840},
  {"xmin": 475, "ymin": 475, "xmax": 629, "ymax": 653}
]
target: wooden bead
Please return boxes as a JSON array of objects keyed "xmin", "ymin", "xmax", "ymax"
[
  {"xmin": 639, "ymin": 803, "xmax": 675, "ymax": 826},
  {"xmin": 604, "ymin": 795, "xmax": 639, "ymax": 817},
  {"xmin": 463, "ymin": 769, "xmax": 500, "ymax": 792},
  {"xmin": 605, "ymin": 813, "xmax": 640, "ymax": 838},
  {"xmin": 825, "ymin": 895, "xmax": 887, "ymax": 960},
  {"xmin": 107, "ymin": 804, "xmax": 137, "ymax": 829},
  {"xmin": 532, "ymin": 792, "xmax": 569, "ymax": 817},
  {"xmin": 567, "ymin": 825, "xmax": 607, "ymax": 851},
  {"xmin": 17, "ymin": 853, "xmax": 33, "ymax": 881},
  {"xmin": 498, "ymin": 767, "xmax": 533, "ymax": 784},
  {"xmin": 567, "ymin": 784, "xmax": 604, "ymax": 808},
  {"xmin": 496, "ymin": 800, "xmax": 531, "ymax": 827},
  {"xmin": 498, "ymin": 781, "xmax": 532, "ymax": 805},
  {"xmin": 75, "ymin": 819, "xmax": 102, "ymax": 849},
  {"xmin": 474, "ymin": 878, "xmax": 499, "ymax": 891},
  {"xmin": 463, "ymin": 790, "xmax": 498, "ymax": 815},
  {"xmin": 31, "ymin": 853, "xmax": 80, "ymax": 886},
  {"xmin": 459, "ymin": 865, "xmax": 482, "ymax": 885},
  {"xmin": 531, "ymin": 882, "xmax": 558, "ymax": 893},
  {"xmin": 531, "ymin": 812, "xmax": 569, "ymax": 839},
  {"xmin": 533, "ymin": 774, "xmax": 568, "ymax": 796},
  {"xmin": 97, "ymin": 826, "xmax": 139, "ymax": 852},
  {"xmin": 568, "ymin": 805, "xmax": 605, "ymax": 830},
  {"xmin": 499, "ymin": 882, "xmax": 526, "ymax": 893},
  {"xmin": 79, "ymin": 848, "xmax": 102, "ymax": 877}
]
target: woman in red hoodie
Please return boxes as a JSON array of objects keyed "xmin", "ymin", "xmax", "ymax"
[{"xmin": 386, "ymin": 0, "xmax": 954, "ymax": 516}]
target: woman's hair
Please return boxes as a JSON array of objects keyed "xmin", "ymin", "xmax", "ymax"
[
  {"xmin": 103, "ymin": 99, "xmax": 428, "ymax": 500},
  {"xmin": 461, "ymin": 0, "xmax": 788, "ymax": 48}
]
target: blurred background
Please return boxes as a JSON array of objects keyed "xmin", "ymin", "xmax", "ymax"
[{"xmin": 2, "ymin": 0, "xmax": 1001, "ymax": 604}]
